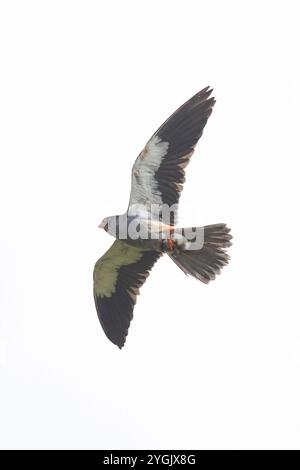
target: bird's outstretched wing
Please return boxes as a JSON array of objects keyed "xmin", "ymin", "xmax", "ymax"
[
  {"xmin": 93, "ymin": 240, "xmax": 161, "ymax": 348},
  {"xmin": 128, "ymin": 87, "xmax": 215, "ymax": 224}
]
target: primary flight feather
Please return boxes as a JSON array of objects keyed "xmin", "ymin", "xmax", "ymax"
[{"xmin": 94, "ymin": 87, "xmax": 232, "ymax": 348}]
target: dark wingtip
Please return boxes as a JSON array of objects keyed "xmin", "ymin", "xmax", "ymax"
[
  {"xmin": 199, "ymin": 86, "xmax": 214, "ymax": 98},
  {"xmin": 114, "ymin": 336, "xmax": 126, "ymax": 349},
  {"xmin": 201, "ymin": 85, "xmax": 212, "ymax": 93},
  {"xmin": 194, "ymin": 86, "xmax": 216, "ymax": 109}
]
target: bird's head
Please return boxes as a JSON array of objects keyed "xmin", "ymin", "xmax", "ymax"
[
  {"xmin": 99, "ymin": 213, "xmax": 128, "ymax": 237},
  {"xmin": 98, "ymin": 215, "xmax": 123, "ymax": 237},
  {"xmin": 98, "ymin": 217, "xmax": 109, "ymax": 232}
]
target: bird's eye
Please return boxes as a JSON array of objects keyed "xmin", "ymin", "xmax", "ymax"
[{"xmin": 104, "ymin": 222, "xmax": 108, "ymax": 231}]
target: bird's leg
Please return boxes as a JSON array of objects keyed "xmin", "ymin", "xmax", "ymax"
[{"xmin": 160, "ymin": 238, "xmax": 176, "ymax": 253}]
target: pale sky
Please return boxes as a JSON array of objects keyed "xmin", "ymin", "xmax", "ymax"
[{"xmin": 1, "ymin": 0, "xmax": 300, "ymax": 449}]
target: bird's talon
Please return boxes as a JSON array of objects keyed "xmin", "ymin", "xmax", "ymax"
[{"xmin": 160, "ymin": 239, "xmax": 175, "ymax": 252}]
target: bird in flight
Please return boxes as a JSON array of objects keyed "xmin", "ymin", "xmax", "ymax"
[{"xmin": 94, "ymin": 87, "xmax": 232, "ymax": 348}]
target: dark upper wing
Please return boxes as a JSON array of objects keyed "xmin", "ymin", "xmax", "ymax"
[
  {"xmin": 128, "ymin": 87, "xmax": 215, "ymax": 224},
  {"xmin": 93, "ymin": 240, "xmax": 161, "ymax": 348}
]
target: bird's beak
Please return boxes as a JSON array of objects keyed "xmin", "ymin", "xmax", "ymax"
[{"xmin": 98, "ymin": 220, "xmax": 108, "ymax": 230}]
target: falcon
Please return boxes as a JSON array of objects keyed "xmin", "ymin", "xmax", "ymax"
[{"xmin": 94, "ymin": 87, "xmax": 232, "ymax": 348}]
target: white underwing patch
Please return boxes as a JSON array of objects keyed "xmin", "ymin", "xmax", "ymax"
[{"xmin": 129, "ymin": 135, "xmax": 169, "ymax": 210}]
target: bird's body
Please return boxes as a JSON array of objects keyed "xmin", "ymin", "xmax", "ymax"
[{"xmin": 94, "ymin": 87, "xmax": 232, "ymax": 348}]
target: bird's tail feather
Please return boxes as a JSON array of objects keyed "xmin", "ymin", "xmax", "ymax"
[{"xmin": 169, "ymin": 224, "xmax": 232, "ymax": 284}]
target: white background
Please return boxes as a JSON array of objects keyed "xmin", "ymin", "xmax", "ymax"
[{"xmin": 1, "ymin": 0, "xmax": 300, "ymax": 450}]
